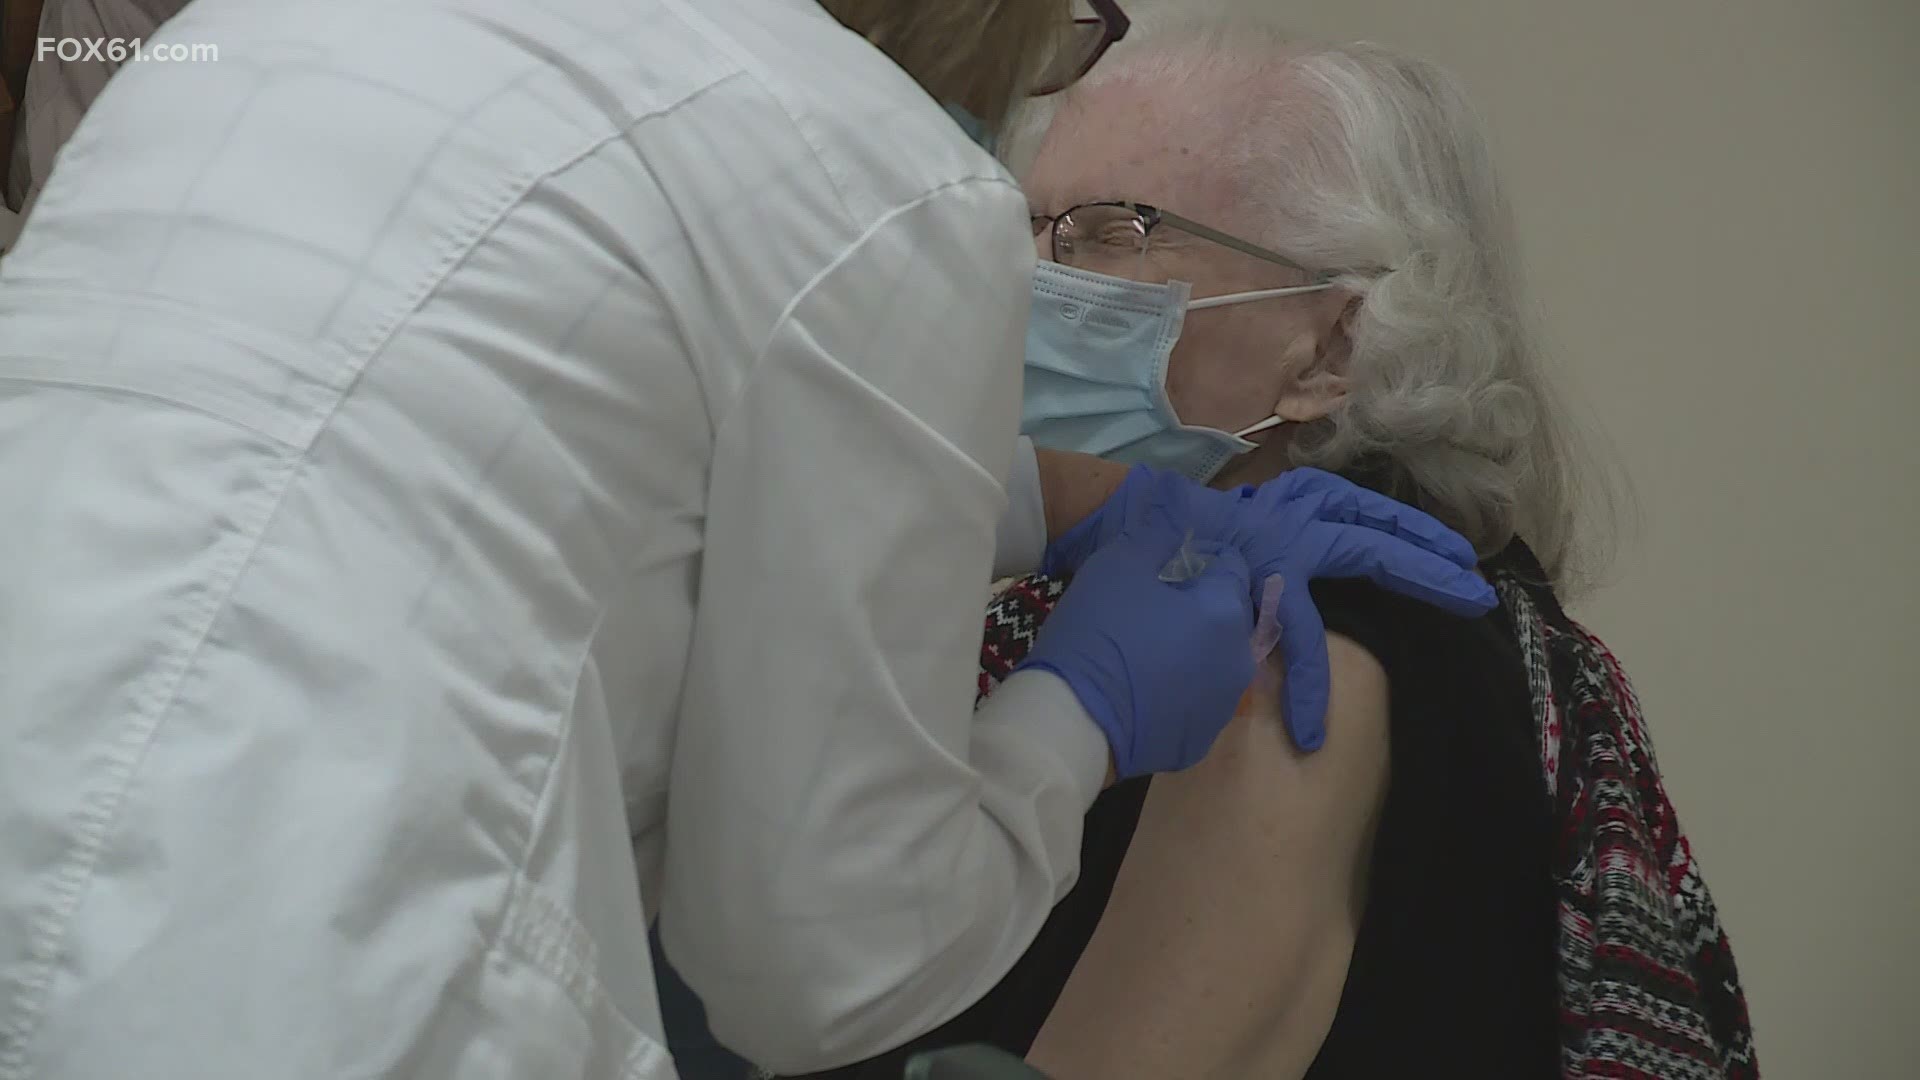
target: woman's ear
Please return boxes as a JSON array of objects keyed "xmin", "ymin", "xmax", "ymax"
[{"xmin": 1271, "ymin": 292, "xmax": 1359, "ymax": 424}]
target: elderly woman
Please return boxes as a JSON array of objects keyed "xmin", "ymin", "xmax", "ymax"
[{"xmin": 774, "ymin": 26, "xmax": 1759, "ymax": 1080}]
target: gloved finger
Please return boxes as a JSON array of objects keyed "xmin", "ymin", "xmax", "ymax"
[
  {"xmin": 1040, "ymin": 513, "xmax": 1101, "ymax": 577},
  {"xmin": 1250, "ymin": 574, "xmax": 1285, "ymax": 665},
  {"xmin": 1242, "ymin": 467, "xmax": 1363, "ymax": 527},
  {"xmin": 1307, "ymin": 522, "xmax": 1498, "ymax": 616},
  {"xmin": 1041, "ymin": 464, "xmax": 1163, "ymax": 576},
  {"xmin": 1182, "ymin": 545, "xmax": 1257, "ymax": 765},
  {"xmin": 1275, "ymin": 582, "xmax": 1332, "ymax": 752},
  {"xmin": 1133, "ymin": 521, "xmax": 1197, "ymax": 567},
  {"xmin": 1110, "ymin": 467, "xmax": 1156, "ymax": 533},
  {"xmin": 1151, "ymin": 475, "xmax": 1242, "ymax": 544},
  {"xmin": 1307, "ymin": 483, "xmax": 1480, "ymax": 569},
  {"xmin": 1193, "ymin": 541, "xmax": 1255, "ymax": 610},
  {"xmin": 1268, "ymin": 466, "xmax": 1347, "ymax": 497}
]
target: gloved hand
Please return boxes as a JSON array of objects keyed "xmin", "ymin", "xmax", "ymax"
[
  {"xmin": 1040, "ymin": 463, "xmax": 1496, "ymax": 756},
  {"xmin": 1222, "ymin": 468, "xmax": 1497, "ymax": 751},
  {"xmin": 1040, "ymin": 465, "xmax": 1237, "ymax": 578},
  {"xmin": 1016, "ymin": 522, "xmax": 1256, "ymax": 779}
]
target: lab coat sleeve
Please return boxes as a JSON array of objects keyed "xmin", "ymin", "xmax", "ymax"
[
  {"xmin": 660, "ymin": 177, "xmax": 1110, "ymax": 1073},
  {"xmin": 993, "ymin": 436, "xmax": 1046, "ymax": 579}
]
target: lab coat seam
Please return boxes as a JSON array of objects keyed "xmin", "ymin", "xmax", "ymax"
[
  {"xmin": 490, "ymin": 538, "xmax": 631, "ymax": 888},
  {"xmin": 659, "ymin": 0, "xmax": 1019, "ymax": 236},
  {"xmin": 303, "ymin": 169, "xmax": 564, "ymax": 455},
  {"xmin": 621, "ymin": 1037, "xmax": 673, "ymax": 1080},
  {"xmin": 494, "ymin": 875, "xmax": 669, "ymax": 1078},
  {"xmin": 713, "ymin": 177, "xmax": 1025, "ymax": 478},
  {"xmin": 527, "ymin": 72, "xmax": 756, "ymax": 440},
  {"xmin": 653, "ymin": 0, "xmax": 861, "ymax": 228},
  {"xmin": 0, "ymin": 284, "xmax": 360, "ymax": 449},
  {"xmin": 498, "ymin": 876, "xmax": 601, "ymax": 1015},
  {"xmin": 0, "ymin": 370, "xmax": 304, "ymax": 449},
  {"xmin": 479, "ymin": 545, "xmax": 658, "ymax": 1034},
  {"xmin": 0, "ymin": 447, "xmax": 305, "ymax": 1080},
  {"xmin": 310, "ymin": 73, "xmax": 756, "ymax": 471}
]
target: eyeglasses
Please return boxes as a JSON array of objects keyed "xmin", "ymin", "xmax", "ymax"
[
  {"xmin": 1033, "ymin": 201, "xmax": 1334, "ymax": 286},
  {"xmin": 1031, "ymin": 0, "xmax": 1131, "ymax": 97}
]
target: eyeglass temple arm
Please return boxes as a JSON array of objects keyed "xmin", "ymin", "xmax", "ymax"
[{"xmin": 1148, "ymin": 207, "xmax": 1333, "ymax": 280}]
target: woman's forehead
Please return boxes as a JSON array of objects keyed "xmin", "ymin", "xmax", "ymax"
[
  {"xmin": 1025, "ymin": 134, "xmax": 1240, "ymax": 222},
  {"xmin": 1024, "ymin": 87, "xmax": 1270, "ymax": 219},
  {"xmin": 1031, "ymin": 64, "xmax": 1277, "ymax": 191}
]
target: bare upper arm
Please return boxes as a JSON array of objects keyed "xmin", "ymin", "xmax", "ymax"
[{"xmin": 1027, "ymin": 635, "xmax": 1391, "ymax": 1080}]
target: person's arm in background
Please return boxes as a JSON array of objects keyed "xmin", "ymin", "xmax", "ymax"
[
  {"xmin": 1026, "ymin": 637, "xmax": 1392, "ymax": 1080},
  {"xmin": 0, "ymin": 78, "xmax": 14, "ymax": 241},
  {"xmin": 661, "ymin": 178, "xmax": 1116, "ymax": 1074},
  {"xmin": 993, "ymin": 442, "xmax": 1129, "ymax": 580},
  {"xmin": 0, "ymin": 77, "xmax": 12, "ymax": 205},
  {"xmin": 1, "ymin": 0, "xmax": 43, "ymax": 96},
  {"xmin": 1033, "ymin": 449, "xmax": 1128, "ymax": 548}
]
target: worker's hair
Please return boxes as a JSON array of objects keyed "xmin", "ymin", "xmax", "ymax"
[
  {"xmin": 1016, "ymin": 23, "xmax": 1622, "ymax": 592},
  {"xmin": 818, "ymin": 0, "xmax": 1070, "ymax": 131}
]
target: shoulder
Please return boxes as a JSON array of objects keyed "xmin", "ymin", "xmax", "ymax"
[
  {"xmin": 1311, "ymin": 577, "xmax": 1525, "ymax": 701},
  {"xmin": 1027, "ymin": 640, "xmax": 1391, "ymax": 1079}
]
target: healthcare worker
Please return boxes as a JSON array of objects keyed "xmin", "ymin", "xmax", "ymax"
[{"xmin": 0, "ymin": 1, "xmax": 1494, "ymax": 1077}]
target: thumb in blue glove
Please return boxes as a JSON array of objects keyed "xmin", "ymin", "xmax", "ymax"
[
  {"xmin": 1040, "ymin": 466, "xmax": 1239, "ymax": 578},
  {"xmin": 1016, "ymin": 525, "xmax": 1256, "ymax": 779}
]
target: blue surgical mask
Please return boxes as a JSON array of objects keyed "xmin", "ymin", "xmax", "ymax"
[{"xmin": 1022, "ymin": 260, "xmax": 1335, "ymax": 483}]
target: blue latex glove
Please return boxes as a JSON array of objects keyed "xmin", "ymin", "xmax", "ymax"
[
  {"xmin": 1041, "ymin": 465, "xmax": 1238, "ymax": 578},
  {"xmin": 1041, "ymin": 464, "xmax": 1496, "ymax": 754},
  {"xmin": 1222, "ymin": 468, "xmax": 1498, "ymax": 751},
  {"xmin": 1016, "ymin": 523, "xmax": 1256, "ymax": 779}
]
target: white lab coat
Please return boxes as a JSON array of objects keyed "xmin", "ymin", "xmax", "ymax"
[{"xmin": 0, "ymin": 0, "xmax": 1108, "ymax": 1076}]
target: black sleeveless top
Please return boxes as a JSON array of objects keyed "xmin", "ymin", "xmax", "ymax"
[{"xmin": 792, "ymin": 565, "xmax": 1562, "ymax": 1079}]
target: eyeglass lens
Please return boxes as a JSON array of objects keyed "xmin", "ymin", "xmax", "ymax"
[
  {"xmin": 1036, "ymin": 0, "xmax": 1113, "ymax": 93},
  {"xmin": 1034, "ymin": 18, "xmax": 1108, "ymax": 93},
  {"xmin": 1054, "ymin": 204, "xmax": 1303, "ymax": 292}
]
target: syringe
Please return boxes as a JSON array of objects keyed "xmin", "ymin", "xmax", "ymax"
[{"xmin": 1159, "ymin": 531, "xmax": 1286, "ymax": 687}]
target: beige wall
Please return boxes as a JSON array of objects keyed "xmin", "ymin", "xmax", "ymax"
[{"xmin": 1122, "ymin": 1, "xmax": 1918, "ymax": 1075}]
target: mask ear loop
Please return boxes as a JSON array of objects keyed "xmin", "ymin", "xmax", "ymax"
[
  {"xmin": 1186, "ymin": 283, "xmax": 1333, "ymax": 441},
  {"xmin": 1186, "ymin": 282, "xmax": 1335, "ymax": 310},
  {"xmin": 1232, "ymin": 414, "xmax": 1287, "ymax": 439}
]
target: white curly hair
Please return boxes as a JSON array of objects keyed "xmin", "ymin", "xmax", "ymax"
[{"xmin": 1010, "ymin": 23, "xmax": 1619, "ymax": 590}]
